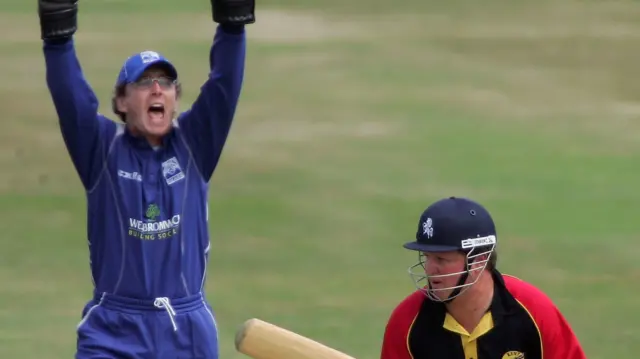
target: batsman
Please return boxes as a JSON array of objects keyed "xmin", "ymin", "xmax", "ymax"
[{"xmin": 38, "ymin": 0, "xmax": 254, "ymax": 357}]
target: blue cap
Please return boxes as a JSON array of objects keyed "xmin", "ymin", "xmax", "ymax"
[
  {"xmin": 403, "ymin": 196, "xmax": 497, "ymax": 253},
  {"xmin": 115, "ymin": 50, "xmax": 178, "ymax": 87}
]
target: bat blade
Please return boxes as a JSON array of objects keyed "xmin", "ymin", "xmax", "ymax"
[{"xmin": 235, "ymin": 318, "xmax": 357, "ymax": 359}]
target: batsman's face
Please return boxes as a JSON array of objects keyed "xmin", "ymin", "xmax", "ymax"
[
  {"xmin": 422, "ymin": 251, "xmax": 468, "ymax": 300},
  {"xmin": 120, "ymin": 66, "xmax": 178, "ymax": 140}
]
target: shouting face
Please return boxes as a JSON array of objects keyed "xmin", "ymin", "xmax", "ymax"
[{"xmin": 116, "ymin": 64, "xmax": 179, "ymax": 144}]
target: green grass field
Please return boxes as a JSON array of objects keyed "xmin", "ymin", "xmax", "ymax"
[{"xmin": 1, "ymin": 0, "xmax": 638, "ymax": 357}]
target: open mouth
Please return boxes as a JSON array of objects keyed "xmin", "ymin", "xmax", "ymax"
[{"xmin": 148, "ymin": 103, "xmax": 165, "ymax": 119}]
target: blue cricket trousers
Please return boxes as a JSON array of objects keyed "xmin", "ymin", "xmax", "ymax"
[{"xmin": 76, "ymin": 292, "xmax": 219, "ymax": 359}]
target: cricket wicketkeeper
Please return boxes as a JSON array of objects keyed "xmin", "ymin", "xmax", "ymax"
[{"xmin": 38, "ymin": 0, "xmax": 254, "ymax": 357}]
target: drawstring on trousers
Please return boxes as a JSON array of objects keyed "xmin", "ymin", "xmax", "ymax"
[{"xmin": 154, "ymin": 297, "xmax": 178, "ymax": 331}]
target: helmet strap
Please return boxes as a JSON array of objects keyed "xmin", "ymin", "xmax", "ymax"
[
  {"xmin": 442, "ymin": 273, "xmax": 469, "ymax": 303},
  {"xmin": 442, "ymin": 254, "xmax": 473, "ymax": 303}
]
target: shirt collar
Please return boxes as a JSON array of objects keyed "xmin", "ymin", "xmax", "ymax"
[
  {"xmin": 123, "ymin": 125, "xmax": 174, "ymax": 150},
  {"xmin": 487, "ymin": 268, "xmax": 519, "ymax": 325}
]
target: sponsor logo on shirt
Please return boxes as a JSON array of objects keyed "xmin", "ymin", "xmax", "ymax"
[
  {"xmin": 502, "ymin": 351, "xmax": 524, "ymax": 359},
  {"xmin": 118, "ymin": 169, "xmax": 142, "ymax": 182},
  {"xmin": 128, "ymin": 203, "xmax": 181, "ymax": 241}
]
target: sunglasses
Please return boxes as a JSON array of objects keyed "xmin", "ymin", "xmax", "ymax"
[{"xmin": 133, "ymin": 76, "xmax": 176, "ymax": 89}]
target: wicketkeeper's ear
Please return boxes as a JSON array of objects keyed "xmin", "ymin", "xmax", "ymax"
[
  {"xmin": 175, "ymin": 82, "xmax": 183, "ymax": 99},
  {"xmin": 115, "ymin": 96, "xmax": 128, "ymax": 114}
]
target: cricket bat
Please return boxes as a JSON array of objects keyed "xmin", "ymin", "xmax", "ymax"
[{"xmin": 235, "ymin": 318, "xmax": 357, "ymax": 359}]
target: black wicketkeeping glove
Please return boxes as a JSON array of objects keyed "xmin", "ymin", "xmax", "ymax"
[
  {"xmin": 212, "ymin": 0, "xmax": 255, "ymax": 25},
  {"xmin": 38, "ymin": 0, "xmax": 78, "ymax": 41}
]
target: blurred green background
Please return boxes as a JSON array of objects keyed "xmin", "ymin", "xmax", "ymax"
[{"xmin": 1, "ymin": 0, "xmax": 638, "ymax": 358}]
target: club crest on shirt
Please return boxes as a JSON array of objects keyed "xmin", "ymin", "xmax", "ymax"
[
  {"xmin": 161, "ymin": 157, "xmax": 185, "ymax": 185},
  {"xmin": 502, "ymin": 351, "xmax": 524, "ymax": 359}
]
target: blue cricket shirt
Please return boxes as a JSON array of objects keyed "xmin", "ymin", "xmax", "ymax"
[{"xmin": 42, "ymin": 25, "xmax": 246, "ymax": 299}]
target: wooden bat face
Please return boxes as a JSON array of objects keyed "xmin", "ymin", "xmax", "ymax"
[{"xmin": 235, "ymin": 318, "xmax": 357, "ymax": 359}]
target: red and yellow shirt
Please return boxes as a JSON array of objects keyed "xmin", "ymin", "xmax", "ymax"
[{"xmin": 380, "ymin": 270, "xmax": 586, "ymax": 359}]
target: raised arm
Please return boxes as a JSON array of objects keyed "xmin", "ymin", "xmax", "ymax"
[
  {"xmin": 176, "ymin": 0, "xmax": 254, "ymax": 182},
  {"xmin": 40, "ymin": 0, "xmax": 116, "ymax": 190},
  {"xmin": 44, "ymin": 39, "xmax": 115, "ymax": 190},
  {"xmin": 177, "ymin": 24, "xmax": 246, "ymax": 181}
]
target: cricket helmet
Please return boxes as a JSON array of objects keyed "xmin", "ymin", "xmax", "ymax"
[
  {"xmin": 403, "ymin": 196, "xmax": 497, "ymax": 303},
  {"xmin": 115, "ymin": 50, "xmax": 178, "ymax": 87}
]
